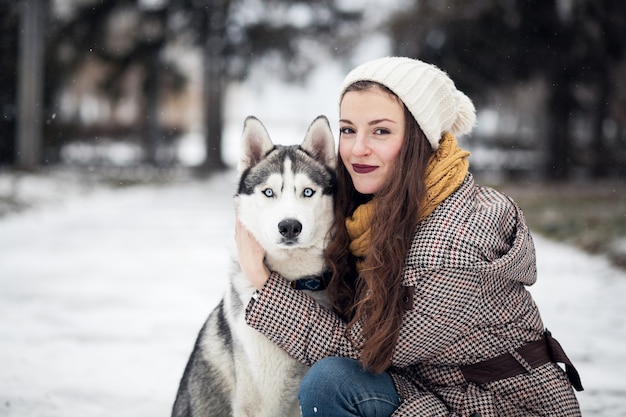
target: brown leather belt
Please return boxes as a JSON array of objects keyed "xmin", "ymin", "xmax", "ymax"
[{"xmin": 460, "ymin": 330, "xmax": 583, "ymax": 391}]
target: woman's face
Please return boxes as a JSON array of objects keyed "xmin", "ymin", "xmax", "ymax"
[{"xmin": 339, "ymin": 86, "xmax": 406, "ymax": 195}]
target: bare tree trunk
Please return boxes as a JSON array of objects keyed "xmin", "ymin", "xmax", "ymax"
[
  {"xmin": 546, "ymin": 82, "xmax": 572, "ymax": 181},
  {"xmin": 16, "ymin": 0, "xmax": 45, "ymax": 170},
  {"xmin": 591, "ymin": 68, "xmax": 611, "ymax": 178},
  {"xmin": 144, "ymin": 43, "xmax": 161, "ymax": 166},
  {"xmin": 199, "ymin": 0, "xmax": 227, "ymax": 173}
]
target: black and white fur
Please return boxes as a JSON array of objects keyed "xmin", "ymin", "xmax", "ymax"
[{"xmin": 172, "ymin": 116, "xmax": 336, "ymax": 417}]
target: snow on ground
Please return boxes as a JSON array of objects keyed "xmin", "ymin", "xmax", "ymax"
[{"xmin": 0, "ymin": 170, "xmax": 625, "ymax": 416}]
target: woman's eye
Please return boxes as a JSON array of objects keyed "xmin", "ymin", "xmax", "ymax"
[
  {"xmin": 340, "ymin": 127, "xmax": 354, "ymax": 135},
  {"xmin": 263, "ymin": 188, "xmax": 274, "ymax": 197},
  {"xmin": 374, "ymin": 128, "xmax": 391, "ymax": 135},
  {"xmin": 303, "ymin": 188, "xmax": 315, "ymax": 198}
]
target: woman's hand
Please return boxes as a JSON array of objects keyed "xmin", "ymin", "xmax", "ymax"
[{"xmin": 234, "ymin": 218, "xmax": 270, "ymax": 290}]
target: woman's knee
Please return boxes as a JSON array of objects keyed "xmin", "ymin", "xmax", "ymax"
[
  {"xmin": 299, "ymin": 357, "xmax": 399, "ymax": 417},
  {"xmin": 300, "ymin": 357, "xmax": 360, "ymax": 394}
]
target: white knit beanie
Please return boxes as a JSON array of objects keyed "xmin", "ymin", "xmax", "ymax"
[{"xmin": 340, "ymin": 57, "xmax": 476, "ymax": 150}]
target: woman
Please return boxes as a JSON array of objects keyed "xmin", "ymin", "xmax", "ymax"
[{"xmin": 236, "ymin": 57, "xmax": 583, "ymax": 416}]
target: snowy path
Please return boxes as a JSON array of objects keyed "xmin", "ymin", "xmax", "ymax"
[{"xmin": 1, "ymin": 172, "xmax": 624, "ymax": 416}]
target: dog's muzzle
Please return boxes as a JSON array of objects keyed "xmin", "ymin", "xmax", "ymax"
[{"xmin": 278, "ymin": 219, "xmax": 302, "ymax": 244}]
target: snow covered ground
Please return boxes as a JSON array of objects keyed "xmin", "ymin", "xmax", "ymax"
[{"xmin": 1, "ymin": 170, "xmax": 625, "ymax": 416}]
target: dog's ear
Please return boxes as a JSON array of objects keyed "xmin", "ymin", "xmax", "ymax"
[
  {"xmin": 238, "ymin": 116, "xmax": 274, "ymax": 172},
  {"xmin": 301, "ymin": 116, "xmax": 336, "ymax": 168}
]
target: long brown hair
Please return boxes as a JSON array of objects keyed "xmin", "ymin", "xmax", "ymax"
[{"xmin": 325, "ymin": 81, "xmax": 433, "ymax": 373}]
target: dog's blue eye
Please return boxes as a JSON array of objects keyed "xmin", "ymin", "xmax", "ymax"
[
  {"xmin": 303, "ymin": 188, "xmax": 315, "ymax": 198},
  {"xmin": 263, "ymin": 188, "xmax": 274, "ymax": 197}
]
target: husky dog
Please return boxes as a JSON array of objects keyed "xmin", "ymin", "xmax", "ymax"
[{"xmin": 172, "ymin": 115, "xmax": 336, "ymax": 417}]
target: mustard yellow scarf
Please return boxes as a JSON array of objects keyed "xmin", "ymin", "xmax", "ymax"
[{"xmin": 346, "ymin": 133, "xmax": 470, "ymax": 262}]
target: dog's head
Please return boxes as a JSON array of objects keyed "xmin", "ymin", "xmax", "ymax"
[{"xmin": 235, "ymin": 116, "xmax": 336, "ymax": 262}]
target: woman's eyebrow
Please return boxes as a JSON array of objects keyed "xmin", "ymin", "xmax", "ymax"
[
  {"xmin": 369, "ymin": 118, "xmax": 397, "ymax": 125},
  {"xmin": 339, "ymin": 118, "xmax": 397, "ymax": 124}
]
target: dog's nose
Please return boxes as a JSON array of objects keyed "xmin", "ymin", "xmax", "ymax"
[{"xmin": 278, "ymin": 219, "xmax": 302, "ymax": 239}]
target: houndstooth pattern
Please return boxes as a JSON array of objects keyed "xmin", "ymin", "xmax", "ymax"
[{"xmin": 245, "ymin": 174, "xmax": 581, "ymax": 416}]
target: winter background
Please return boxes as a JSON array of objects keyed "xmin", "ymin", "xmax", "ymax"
[
  {"xmin": 1, "ymin": 163, "xmax": 625, "ymax": 417},
  {"xmin": 2, "ymin": 34, "xmax": 626, "ymax": 417}
]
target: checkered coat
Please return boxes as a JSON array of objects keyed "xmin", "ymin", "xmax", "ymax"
[{"xmin": 245, "ymin": 174, "xmax": 581, "ymax": 416}]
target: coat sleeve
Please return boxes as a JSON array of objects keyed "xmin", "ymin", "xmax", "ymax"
[
  {"xmin": 245, "ymin": 272, "xmax": 362, "ymax": 366},
  {"xmin": 246, "ymin": 266, "xmax": 483, "ymax": 371}
]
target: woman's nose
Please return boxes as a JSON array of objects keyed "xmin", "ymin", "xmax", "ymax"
[{"xmin": 352, "ymin": 134, "xmax": 371, "ymax": 156}]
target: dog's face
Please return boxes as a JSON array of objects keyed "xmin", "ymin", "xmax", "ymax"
[{"xmin": 235, "ymin": 116, "xmax": 336, "ymax": 255}]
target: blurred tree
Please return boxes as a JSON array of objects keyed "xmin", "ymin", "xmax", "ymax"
[
  {"xmin": 387, "ymin": 0, "xmax": 626, "ymax": 180},
  {"xmin": 0, "ymin": 0, "xmax": 19, "ymax": 165},
  {"xmin": 16, "ymin": 0, "xmax": 47, "ymax": 170},
  {"xmin": 45, "ymin": 0, "xmax": 187, "ymax": 167},
  {"xmin": 166, "ymin": 0, "xmax": 361, "ymax": 172},
  {"xmin": 42, "ymin": 0, "xmax": 360, "ymax": 172}
]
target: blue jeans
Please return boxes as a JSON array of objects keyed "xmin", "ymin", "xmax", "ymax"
[{"xmin": 298, "ymin": 357, "xmax": 400, "ymax": 417}]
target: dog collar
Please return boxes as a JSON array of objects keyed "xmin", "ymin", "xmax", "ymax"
[{"xmin": 291, "ymin": 271, "xmax": 331, "ymax": 291}]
